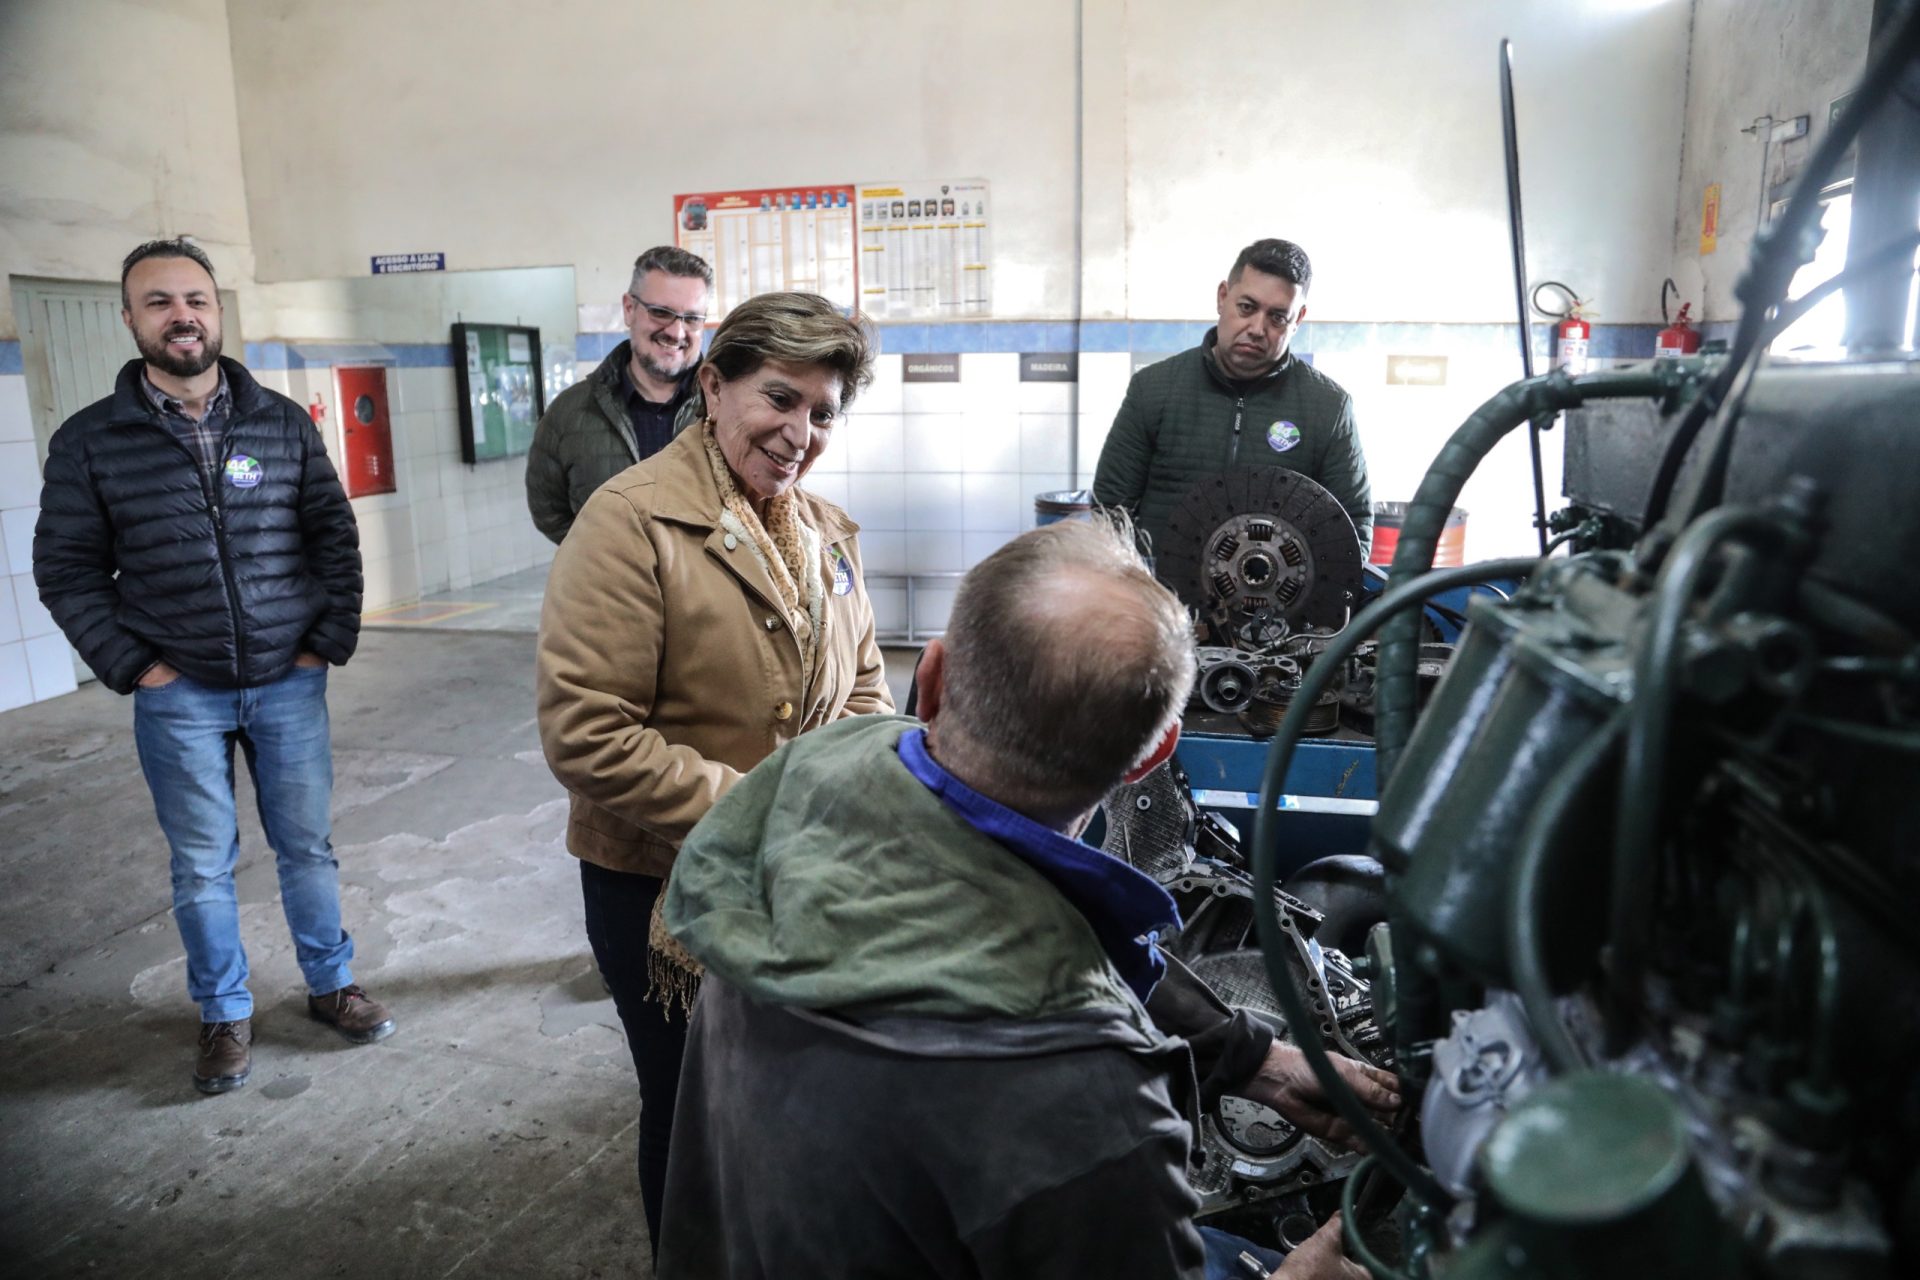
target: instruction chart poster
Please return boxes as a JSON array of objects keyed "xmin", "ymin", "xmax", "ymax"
[
  {"xmin": 857, "ymin": 179, "xmax": 991, "ymax": 320},
  {"xmin": 674, "ymin": 185, "xmax": 858, "ymax": 320}
]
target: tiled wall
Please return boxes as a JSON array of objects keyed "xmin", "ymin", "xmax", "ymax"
[
  {"xmin": 1, "ymin": 350, "xmax": 79, "ymax": 712},
  {"xmin": 585, "ymin": 319, "xmax": 1668, "ymax": 639},
  {"xmin": 250, "ymin": 347, "xmax": 558, "ymax": 612}
]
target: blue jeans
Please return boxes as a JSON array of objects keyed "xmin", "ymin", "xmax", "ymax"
[
  {"xmin": 133, "ymin": 665, "xmax": 354, "ymax": 1022},
  {"xmin": 1199, "ymin": 1226, "xmax": 1286, "ymax": 1279}
]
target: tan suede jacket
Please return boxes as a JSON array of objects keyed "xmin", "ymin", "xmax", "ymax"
[{"xmin": 536, "ymin": 426, "xmax": 893, "ymax": 876}]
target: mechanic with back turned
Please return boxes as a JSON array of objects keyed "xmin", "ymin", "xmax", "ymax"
[{"xmin": 1092, "ymin": 239, "xmax": 1373, "ymax": 564}]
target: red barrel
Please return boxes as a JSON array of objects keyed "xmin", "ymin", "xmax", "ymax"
[{"xmin": 1370, "ymin": 502, "xmax": 1467, "ymax": 567}]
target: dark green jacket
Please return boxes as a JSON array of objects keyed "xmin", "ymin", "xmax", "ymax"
[
  {"xmin": 659, "ymin": 714, "xmax": 1206, "ymax": 1279},
  {"xmin": 1092, "ymin": 332, "xmax": 1373, "ymax": 561},
  {"xmin": 523, "ymin": 341, "xmax": 702, "ymax": 543}
]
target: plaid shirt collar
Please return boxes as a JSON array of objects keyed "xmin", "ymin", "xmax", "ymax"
[{"xmin": 140, "ymin": 366, "xmax": 231, "ymax": 423}]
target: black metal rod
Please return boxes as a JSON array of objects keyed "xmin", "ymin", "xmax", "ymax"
[{"xmin": 1500, "ymin": 37, "xmax": 1550, "ymax": 555}]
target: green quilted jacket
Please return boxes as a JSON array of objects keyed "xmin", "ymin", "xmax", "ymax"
[
  {"xmin": 1091, "ymin": 332, "xmax": 1373, "ymax": 561},
  {"xmin": 524, "ymin": 341, "xmax": 703, "ymax": 543}
]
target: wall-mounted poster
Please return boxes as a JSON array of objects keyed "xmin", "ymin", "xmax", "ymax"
[
  {"xmin": 857, "ymin": 178, "xmax": 991, "ymax": 319},
  {"xmin": 673, "ymin": 185, "xmax": 858, "ymax": 321},
  {"xmin": 452, "ymin": 323, "xmax": 546, "ymax": 464}
]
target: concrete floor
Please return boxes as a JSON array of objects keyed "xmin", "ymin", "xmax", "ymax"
[{"xmin": 0, "ymin": 570, "xmax": 919, "ymax": 1278}]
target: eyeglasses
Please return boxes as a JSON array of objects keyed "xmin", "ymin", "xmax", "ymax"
[{"xmin": 628, "ymin": 294, "xmax": 707, "ymax": 329}]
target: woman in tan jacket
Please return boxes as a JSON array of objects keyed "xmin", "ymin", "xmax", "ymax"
[{"xmin": 535, "ymin": 292, "xmax": 893, "ymax": 1251}]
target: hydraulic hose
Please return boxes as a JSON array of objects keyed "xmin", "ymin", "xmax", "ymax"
[
  {"xmin": 1341, "ymin": 1157, "xmax": 1417, "ymax": 1280},
  {"xmin": 1507, "ymin": 710, "xmax": 1628, "ymax": 1074},
  {"xmin": 1607, "ymin": 506, "xmax": 1786, "ymax": 1046},
  {"xmin": 1253, "ymin": 556, "xmax": 1544, "ymax": 1212},
  {"xmin": 1375, "ymin": 365, "xmax": 1687, "ymax": 785}
]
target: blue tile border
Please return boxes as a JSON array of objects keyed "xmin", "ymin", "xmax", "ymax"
[
  {"xmin": 0, "ymin": 340, "xmax": 23, "ymax": 376},
  {"xmin": 574, "ymin": 319, "xmax": 1677, "ymax": 364},
  {"xmin": 244, "ymin": 340, "xmax": 453, "ymax": 370}
]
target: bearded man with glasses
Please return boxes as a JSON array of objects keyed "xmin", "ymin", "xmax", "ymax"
[{"xmin": 527, "ymin": 245, "xmax": 713, "ymax": 543}]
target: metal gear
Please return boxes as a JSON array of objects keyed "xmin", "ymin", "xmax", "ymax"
[{"xmin": 1158, "ymin": 469, "xmax": 1364, "ymax": 650}]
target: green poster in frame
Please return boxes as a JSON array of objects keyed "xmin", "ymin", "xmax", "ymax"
[{"xmin": 452, "ymin": 323, "xmax": 547, "ymax": 464}]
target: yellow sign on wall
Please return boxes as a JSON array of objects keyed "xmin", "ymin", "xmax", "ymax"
[{"xmin": 1700, "ymin": 183, "xmax": 1722, "ymax": 255}]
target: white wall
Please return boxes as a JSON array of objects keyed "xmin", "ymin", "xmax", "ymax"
[
  {"xmin": 224, "ymin": 0, "xmax": 1082, "ymax": 320},
  {"xmin": 1668, "ymin": 0, "xmax": 1874, "ymax": 322},
  {"xmin": 1093, "ymin": 0, "xmax": 1697, "ymax": 324},
  {"xmin": 245, "ymin": 267, "xmax": 579, "ymax": 610},
  {"xmin": 0, "ymin": 0, "xmax": 255, "ymax": 340}
]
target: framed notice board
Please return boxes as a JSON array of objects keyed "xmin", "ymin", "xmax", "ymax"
[{"xmin": 452, "ymin": 323, "xmax": 546, "ymax": 464}]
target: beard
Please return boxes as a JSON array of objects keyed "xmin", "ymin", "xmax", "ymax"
[
  {"xmin": 137, "ymin": 322, "xmax": 223, "ymax": 378},
  {"xmin": 634, "ymin": 342, "xmax": 692, "ymax": 384}
]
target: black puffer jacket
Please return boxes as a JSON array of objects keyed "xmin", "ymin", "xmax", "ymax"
[{"xmin": 33, "ymin": 357, "xmax": 362, "ymax": 695}]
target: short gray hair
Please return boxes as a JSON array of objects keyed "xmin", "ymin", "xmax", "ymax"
[
  {"xmin": 704, "ymin": 292, "xmax": 875, "ymax": 414},
  {"xmin": 630, "ymin": 245, "xmax": 714, "ymax": 292},
  {"xmin": 939, "ymin": 515, "xmax": 1196, "ymax": 806}
]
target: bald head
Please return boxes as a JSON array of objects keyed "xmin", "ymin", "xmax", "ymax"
[{"xmin": 934, "ymin": 517, "xmax": 1196, "ymax": 811}]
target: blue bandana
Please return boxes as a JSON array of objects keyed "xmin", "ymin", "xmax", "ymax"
[{"xmin": 896, "ymin": 728, "xmax": 1180, "ymax": 1002}]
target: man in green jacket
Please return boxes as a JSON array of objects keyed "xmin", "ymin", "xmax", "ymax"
[
  {"xmin": 656, "ymin": 517, "xmax": 1386, "ymax": 1279},
  {"xmin": 524, "ymin": 245, "xmax": 710, "ymax": 543},
  {"xmin": 1093, "ymin": 238, "xmax": 1374, "ymax": 564}
]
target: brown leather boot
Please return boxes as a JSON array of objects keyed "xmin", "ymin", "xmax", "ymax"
[
  {"xmin": 307, "ymin": 984, "xmax": 395, "ymax": 1044},
  {"xmin": 194, "ymin": 1019, "xmax": 252, "ymax": 1095}
]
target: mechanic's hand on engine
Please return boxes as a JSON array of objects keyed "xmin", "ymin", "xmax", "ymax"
[
  {"xmin": 1240, "ymin": 1042, "xmax": 1400, "ymax": 1152},
  {"xmin": 1275, "ymin": 1213, "xmax": 1368, "ymax": 1280}
]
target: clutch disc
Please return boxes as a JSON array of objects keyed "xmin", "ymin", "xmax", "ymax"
[{"xmin": 1158, "ymin": 469, "xmax": 1363, "ymax": 649}]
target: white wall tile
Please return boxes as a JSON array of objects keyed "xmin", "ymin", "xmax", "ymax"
[
  {"xmin": 446, "ymin": 535, "xmax": 472, "ymax": 589},
  {"xmin": 13, "ymin": 574, "xmax": 56, "ymax": 639},
  {"xmin": 902, "ymin": 380, "xmax": 964, "ymax": 415},
  {"xmin": 867, "ymin": 585, "xmax": 907, "ymax": 637},
  {"xmin": 963, "ymin": 529, "xmax": 1015, "ymax": 568},
  {"xmin": 809, "ymin": 427, "xmax": 849, "ymax": 474},
  {"xmin": 857, "ymin": 530, "xmax": 906, "ymax": 575},
  {"xmin": 0, "ymin": 443, "xmax": 41, "ymax": 510},
  {"xmin": 1017, "ymin": 381, "xmax": 1077, "ymax": 414},
  {"xmin": 1020, "ymin": 414, "xmax": 1074, "ymax": 473},
  {"xmin": 0, "ymin": 574, "xmax": 18, "ymax": 644},
  {"xmin": 961, "ymin": 414, "xmax": 1020, "ymax": 473},
  {"xmin": 965, "ymin": 352, "xmax": 1019, "ymax": 384},
  {"xmin": 1076, "ymin": 415, "xmax": 1113, "ymax": 482},
  {"xmin": 802, "ymin": 472, "xmax": 849, "ymax": 511},
  {"xmin": 24, "ymin": 632, "xmax": 76, "ymax": 700},
  {"xmin": 903, "ymin": 415, "xmax": 965, "ymax": 472},
  {"xmin": 912, "ymin": 586, "xmax": 956, "ymax": 635},
  {"xmin": 843, "ymin": 414, "xmax": 904, "ymax": 472},
  {"xmin": 907, "ymin": 531, "xmax": 963, "ymax": 573},
  {"xmin": 962, "ymin": 473, "xmax": 1024, "ymax": 532},
  {"xmin": 413, "ymin": 496, "xmax": 447, "ymax": 545},
  {"xmin": 250, "ymin": 368, "xmax": 291, "ymax": 397},
  {"xmin": 2, "ymin": 508, "xmax": 35, "ymax": 576},
  {"xmin": 854, "ymin": 356, "xmax": 903, "ymax": 415},
  {"xmin": 418, "ymin": 539, "xmax": 450, "ymax": 594},
  {"xmin": 0, "ymin": 377, "xmax": 34, "ymax": 443},
  {"xmin": 0, "ymin": 642, "xmax": 32, "ymax": 712},
  {"xmin": 362, "ymin": 556, "xmax": 396, "ymax": 610},
  {"xmin": 846, "ymin": 473, "xmax": 906, "ymax": 531},
  {"xmin": 904, "ymin": 473, "xmax": 963, "ymax": 532}
]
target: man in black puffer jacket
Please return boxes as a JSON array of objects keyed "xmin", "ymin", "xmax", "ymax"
[{"xmin": 33, "ymin": 238, "xmax": 396, "ymax": 1096}]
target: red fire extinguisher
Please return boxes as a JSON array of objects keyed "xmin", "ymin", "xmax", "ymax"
[
  {"xmin": 1656, "ymin": 302, "xmax": 1702, "ymax": 358},
  {"xmin": 1554, "ymin": 302, "xmax": 1592, "ymax": 376}
]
